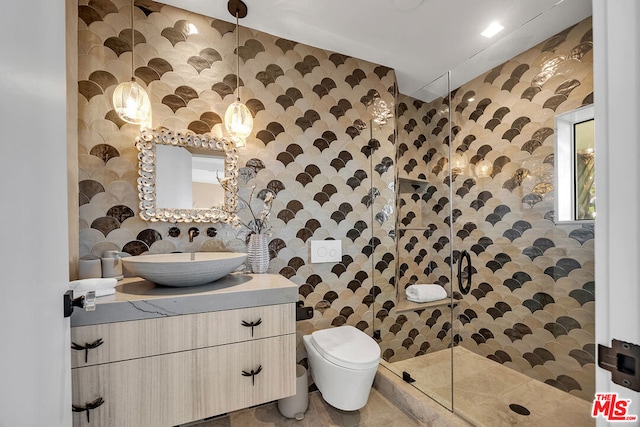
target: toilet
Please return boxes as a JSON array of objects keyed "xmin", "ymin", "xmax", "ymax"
[{"xmin": 303, "ymin": 325, "xmax": 380, "ymax": 411}]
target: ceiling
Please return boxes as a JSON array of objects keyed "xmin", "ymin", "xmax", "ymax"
[{"xmin": 155, "ymin": 0, "xmax": 592, "ymax": 97}]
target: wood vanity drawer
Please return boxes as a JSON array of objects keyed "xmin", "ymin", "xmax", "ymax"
[
  {"xmin": 71, "ymin": 334, "xmax": 296, "ymax": 427},
  {"xmin": 71, "ymin": 303, "xmax": 295, "ymax": 367}
]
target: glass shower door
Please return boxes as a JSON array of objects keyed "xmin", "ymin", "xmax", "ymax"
[{"xmin": 375, "ymin": 72, "xmax": 455, "ymax": 411}]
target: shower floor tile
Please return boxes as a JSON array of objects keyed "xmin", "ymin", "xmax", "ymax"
[
  {"xmin": 382, "ymin": 346, "xmax": 594, "ymax": 427},
  {"xmin": 383, "ymin": 347, "xmax": 454, "ymax": 409}
]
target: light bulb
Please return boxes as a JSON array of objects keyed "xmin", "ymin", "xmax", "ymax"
[
  {"xmin": 475, "ymin": 159, "xmax": 493, "ymax": 177},
  {"xmin": 451, "ymin": 152, "xmax": 468, "ymax": 173},
  {"xmin": 112, "ymin": 79, "xmax": 151, "ymax": 124},
  {"xmin": 225, "ymin": 100, "xmax": 253, "ymax": 143}
]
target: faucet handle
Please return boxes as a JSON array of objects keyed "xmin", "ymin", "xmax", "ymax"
[{"xmin": 188, "ymin": 227, "xmax": 200, "ymax": 242}]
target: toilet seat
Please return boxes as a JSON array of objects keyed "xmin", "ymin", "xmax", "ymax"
[{"xmin": 309, "ymin": 325, "xmax": 380, "ymax": 370}]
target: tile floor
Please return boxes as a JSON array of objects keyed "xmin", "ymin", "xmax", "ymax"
[
  {"xmin": 190, "ymin": 388, "xmax": 424, "ymax": 426},
  {"xmin": 185, "ymin": 346, "xmax": 595, "ymax": 427},
  {"xmin": 383, "ymin": 346, "xmax": 594, "ymax": 427}
]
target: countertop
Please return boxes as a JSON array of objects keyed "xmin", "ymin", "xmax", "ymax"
[{"xmin": 70, "ymin": 273, "xmax": 298, "ymax": 327}]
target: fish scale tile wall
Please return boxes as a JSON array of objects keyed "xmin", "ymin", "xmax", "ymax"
[
  {"xmin": 378, "ymin": 17, "xmax": 595, "ymax": 401},
  {"xmin": 77, "ymin": 0, "xmax": 595, "ymax": 402},
  {"xmin": 76, "ymin": 0, "xmax": 397, "ymax": 360}
]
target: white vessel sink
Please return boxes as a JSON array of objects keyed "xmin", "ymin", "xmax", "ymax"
[{"xmin": 122, "ymin": 252, "xmax": 247, "ymax": 287}]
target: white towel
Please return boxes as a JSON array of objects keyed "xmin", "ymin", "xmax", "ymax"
[
  {"xmin": 69, "ymin": 278, "xmax": 117, "ymax": 298},
  {"xmin": 405, "ymin": 284, "xmax": 447, "ymax": 303}
]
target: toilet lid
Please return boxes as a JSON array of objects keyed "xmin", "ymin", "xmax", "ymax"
[{"xmin": 310, "ymin": 325, "xmax": 380, "ymax": 370}]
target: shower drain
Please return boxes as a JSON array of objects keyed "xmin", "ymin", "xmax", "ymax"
[{"xmin": 509, "ymin": 403, "xmax": 531, "ymax": 416}]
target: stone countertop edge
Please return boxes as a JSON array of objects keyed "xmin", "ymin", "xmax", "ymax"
[{"xmin": 70, "ymin": 273, "xmax": 298, "ymax": 327}]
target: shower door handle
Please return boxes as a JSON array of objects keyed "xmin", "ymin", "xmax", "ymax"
[{"xmin": 457, "ymin": 250, "xmax": 472, "ymax": 295}]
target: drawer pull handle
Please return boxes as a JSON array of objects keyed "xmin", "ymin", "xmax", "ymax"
[
  {"xmin": 72, "ymin": 397, "xmax": 104, "ymax": 423},
  {"xmin": 71, "ymin": 339, "xmax": 104, "ymax": 363},
  {"xmin": 242, "ymin": 365, "xmax": 263, "ymax": 386},
  {"xmin": 241, "ymin": 318, "xmax": 262, "ymax": 337}
]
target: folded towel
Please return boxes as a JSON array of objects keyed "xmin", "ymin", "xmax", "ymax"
[
  {"xmin": 405, "ymin": 284, "xmax": 447, "ymax": 303},
  {"xmin": 69, "ymin": 278, "xmax": 117, "ymax": 298}
]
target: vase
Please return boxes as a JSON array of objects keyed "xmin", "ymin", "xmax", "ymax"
[{"xmin": 248, "ymin": 234, "xmax": 269, "ymax": 273}]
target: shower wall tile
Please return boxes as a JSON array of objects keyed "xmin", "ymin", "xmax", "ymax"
[
  {"xmin": 76, "ymin": 0, "xmax": 396, "ymax": 356},
  {"xmin": 380, "ymin": 17, "xmax": 595, "ymax": 401}
]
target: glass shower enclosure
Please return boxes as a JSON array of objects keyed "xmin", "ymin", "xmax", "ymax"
[
  {"xmin": 374, "ymin": 11, "xmax": 596, "ymax": 426},
  {"xmin": 377, "ymin": 72, "xmax": 455, "ymax": 411}
]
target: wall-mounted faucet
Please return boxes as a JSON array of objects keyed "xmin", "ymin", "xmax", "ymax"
[{"xmin": 188, "ymin": 227, "xmax": 199, "ymax": 243}]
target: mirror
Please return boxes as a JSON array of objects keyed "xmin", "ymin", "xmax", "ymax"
[
  {"xmin": 135, "ymin": 127, "xmax": 239, "ymax": 223},
  {"xmin": 554, "ymin": 104, "xmax": 595, "ymax": 222},
  {"xmin": 155, "ymin": 145, "xmax": 225, "ymax": 209}
]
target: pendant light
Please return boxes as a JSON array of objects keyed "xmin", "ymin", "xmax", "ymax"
[
  {"xmin": 112, "ymin": 0, "xmax": 151, "ymax": 125},
  {"xmin": 474, "ymin": 158, "xmax": 493, "ymax": 178},
  {"xmin": 224, "ymin": 0, "xmax": 253, "ymax": 148}
]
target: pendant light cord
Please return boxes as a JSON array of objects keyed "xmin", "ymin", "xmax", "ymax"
[
  {"xmin": 235, "ymin": 10, "xmax": 240, "ymax": 102},
  {"xmin": 131, "ymin": 0, "xmax": 135, "ymax": 82}
]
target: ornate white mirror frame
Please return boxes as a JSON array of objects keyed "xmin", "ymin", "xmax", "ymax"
[{"xmin": 135, "ymin": 126, "xmax": 239, "ymax": 223}]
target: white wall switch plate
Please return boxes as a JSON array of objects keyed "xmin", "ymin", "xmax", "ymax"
[{"xmin": 310, "ymin": 240, "xmax": 342, "ymax": 263}]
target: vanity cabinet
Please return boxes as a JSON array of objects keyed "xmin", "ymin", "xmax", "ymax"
[{"xmin": 71, "ymin": 302, "xmax": 296, "ymax": 426}]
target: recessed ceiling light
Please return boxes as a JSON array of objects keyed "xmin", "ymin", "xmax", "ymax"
[{"xmin": 481, "ymin": 21, "xmax": 504, "ymax": 38}]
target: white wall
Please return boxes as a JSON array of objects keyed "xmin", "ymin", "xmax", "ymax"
[
  {"xmin": 0, "ymin": 0, "xmax": 72, "ymax": 426},
  {"xmin": 594, "ymin": 0, "xmax": 640, "ymax": 424}
]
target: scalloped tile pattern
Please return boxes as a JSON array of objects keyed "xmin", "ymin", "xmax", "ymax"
[
  {"xmin": 381, "ymin": 17, "xmax": 594, "ymax": 402},
  {"xmin": 76, "ymin": 0, "xmax": 396, "ymax": 357},
  {"xmin": 77, "ymin": 0, "xmax": 594, "ymax": 403}
]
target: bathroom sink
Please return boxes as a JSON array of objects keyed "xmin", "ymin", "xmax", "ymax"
[{"xmin": 122, "ymin": 252, "xmax": 247, "ymax": 287}]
